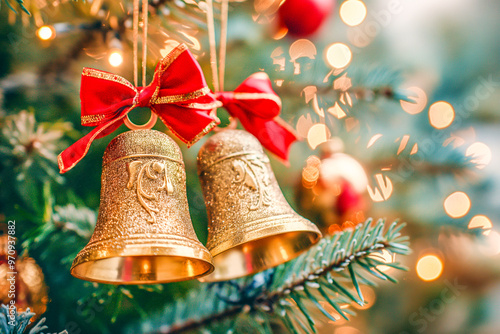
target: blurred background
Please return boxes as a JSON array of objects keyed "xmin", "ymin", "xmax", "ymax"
[{"xmin": 0, "ymin": 0, "xmax": 499, "ymax": 333}]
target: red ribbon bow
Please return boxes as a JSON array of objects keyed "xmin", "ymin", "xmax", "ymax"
[
  {"xmin": 58, "ymin": 44, "xmax": 220, "ymax": 173},
  {"xmin": 216, "ymin": 72, "xmax": 299, "ymax": 163}
]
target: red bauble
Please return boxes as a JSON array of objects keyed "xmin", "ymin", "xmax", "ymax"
[
  {"xmin": 278, "ymin": 0, "xmax": 335, "ymax": 37},
  {"xmin": 296, "ymin": 150, "xmax": 368, "ymax": 234},
  {"xmin": 336, "ymin": 179, "xmax": 364, "ymax": 216}
]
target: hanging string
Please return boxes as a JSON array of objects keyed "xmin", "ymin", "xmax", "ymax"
[
  {"xmin": 206, "ymin": 0, "xmax": 236, "ymax": 129},
  {"xmin": 205, "ymin": 0, "xmax": 220, "ymax": 93},
  {"xmin": 142, "ymin": 0, "xmax": 149, "ymax": 87},
  {"xmin": 125, "ymin": 0, "xmax": 157, "ymax": 130},
  {"xmin": 218, "ymin": 0, "xmax": 229, "ymax": 91},
  {"xmin": 133, "ymin": 0, "xmax": 139, "ymax": 87}
]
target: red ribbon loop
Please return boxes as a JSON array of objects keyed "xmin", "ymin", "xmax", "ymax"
[
  {"xmin": 215, "ymin": 72, "xmax": 299, "ymax": 163},
  {"xmin": 58, "ymin": 44, "xmax": 220, "ymax": 174}
]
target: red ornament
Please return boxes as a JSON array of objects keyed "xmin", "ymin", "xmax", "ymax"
[
  {"xmin": 296, "ymin": 149, "xmax": 368, "ymax": 234},
  {"xmin": 336, "ymin": 179, "xmax": 364, "ymax": 216},
  {"xmin": 278, "ymin": 0, "xmax": 335, "ymax": 37}
]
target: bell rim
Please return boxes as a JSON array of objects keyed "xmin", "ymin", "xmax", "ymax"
[
  {"xmin": 200, "ymin": 216, "xmax": 322, "ymax": 282},
  {"xmin": 208, "ymin": 214, "xmax": 321, "ymax": 257},
  {"xmin": 70, "ymin": 235, "xmax": 214, "ymax": 284},
  {"xmin": 70, "ymin": 255, "xmax": 214, "ymax": 285}
]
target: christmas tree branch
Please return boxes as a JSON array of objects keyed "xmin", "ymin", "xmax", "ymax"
[
  {"xmin": 1, "ymin": 0, "xmax": 29, "ymax": 15},
  {"xmin": 134, "ymin": 219, "xmax": 410, "ymax": 334},
  {"xmin": 0, "ymin": 305, "xmax": 67, "ymax": 334}
]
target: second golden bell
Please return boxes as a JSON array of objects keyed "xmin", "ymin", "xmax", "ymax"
[{"xmin": 198, "ymin": 130, "xmax": 322, "ymax": 282}]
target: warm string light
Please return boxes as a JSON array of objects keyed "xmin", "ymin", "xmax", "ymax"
[
  {"xmin": 307, "ymin": 123, "xmax": 330, "ymax": 149},
  {"xmin": 466, "ymin": 142, "xmax": 492, "ymax": 169},
  {"xmin": 339, "ymin": 0, "xmax": 367, "ymax": 27},
  {"xmin": 400, "ymin": 87, "xmax": 428, "ymax": 115},
  {"xmin": 325, "ymin": 43, "xmax": 352, "ymax": 69},
  {"xmin": 416, "ymin": 254, "xmax": 443, "ymax": 282},
  {"xmin": 468, "ymin": 215, "xmax": 492, "ymax": 230},
  {"xmin": 108, "ymin": 51, "xmax": 124, "ymax": 67},
  {"xmin": 443, "ymin": 191, "xmax": 471, "ymax": 218},
  {"xmin": 369, "ymin": 249, "xmax": 396, "ymax": 272},
  {"xmin": 367, "ymin": 173, "xmax": 393, "ymax": 202},
  {"xmin": 429, "ymin": 101, "xmax": 455, "ymax": 129},
  {"xmin": 36, "ymin": 25, "xmax": 55, "ymax": 40}
]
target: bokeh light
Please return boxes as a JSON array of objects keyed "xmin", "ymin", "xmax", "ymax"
[
  {"xmin": 296, "ymin": 113, "xmax": 314, "ymax": 138},
  {"xmin": 333, "ymin": 73, "xmax": 352, "ymax": 91},
  {"xmin": 369, "ymin": 249, "xmax": 395, "ymax": 272},
  {"xmin": 416, "ymin": 254, "xmax": 443, "ymax": 281},
  {"xmin": 271, "ymin": 46, "xmax": 286, "ymax": 71},
  {"xmin": 327, "ymin": 102, "xmax": 347, "ymax": 119},
  {"xmin": 289, "ymin": 39, "xmax": 317, "ymax": 60},
  {"xmin": 466, "ymin": 142, "xmax": 492, "ymax": 169},
  {"xmin": 400, "ymin": 87, "xmax": 427, "ymax": 114},
  {"xmin": 319, "ymin": 301, "xmax": 348, "ymax": 325},
  {"xmin": 479, "ymin": 230, "xmax": 500, "ymax": 256},
  {"xmin": 367, "ymin": 134, "xmax": 383, "ymax": 148},
  {"xmin": 108, "ymin": 51, "xmax": 124, "ymax": 67},
  {"xmin": 273, "ymin": 26, "xmax": 289, "ymax": 40},
  {"xmin": 444, "ymin": 191, "xmax": 471, "ymax": 218},
  {"xmin": 302, "ymin": 165, "xmax": 320, "ymax": 188},
  {"xmin": 410, "ymin": 143, "xmax": 418, "ymax": 155},
  {"xmin": 397, "ymin": 135, "xmax": 410, "ymax": 155},
  {"xmin": 37, "ymin": 26, "xmax": 55, "ymax": 41},
  {"xmin": 367, "ymin": 173, "xmax": 393, "ymax": 202},
  {"xmin": 340, "ymin": 0, "xmax": 367, "ymax": 27},
  {"xmin": 468, "ymin": 215, "xmax": 492, "ymax": 230},
  {"xmin": 307, "ymin": 123, "xmax": 330, "ymax": 149},
  {"xmin": 289, "ymin": 39, "xmax": 317, "ymax": 74},
  {"xmin": 326, "ymin": 43, "xmax": 352, "ymax": 69},
  {"xmin": 429, "ymin": 101, "xmax": 454, "ymax": 129},
  {"xmin": 320, "ymin": 153, "xmax": 368, "ymax": 193},
  {"xmin": 352, "ymin": 286, "xmax": 376, "ymax": 310},
  {"xmin": 334, "ymin": 326, "xmax": 362, "ymax": 334}
]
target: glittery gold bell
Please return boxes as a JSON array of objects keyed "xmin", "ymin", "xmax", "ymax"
[
  {"xmin": 71, "ymin": 130, "xmax": 214, "ymax": 284},
  {"xmin": 197, "ymin": 130, "xmax": 322, "ymax": 282}
]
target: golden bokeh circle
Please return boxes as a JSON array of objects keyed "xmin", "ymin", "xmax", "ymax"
[
  {"xmin": 443, "ymin": 191, "xmax": 471, "ymax": 218},
  {"xmin": 340, "ymin": 0, "xmax": 367, "ymax": 27},
  {"xmin": 37, "ymin": 26, "xmax": 55, "ymax": 41},
  {"xmin": 416, "ymin": 254, "xmax": 443, "ymax": 282},
  {"xmin": 325, "ymin": 43, "xmax": 352, "ymax": 69},
  {"xmin": 108, "ymin": 51, "xmax": 124, "ymax": 67},
  {"xmin": 429, "ymin": 101, "xmax": 454, "ymax": 129}
]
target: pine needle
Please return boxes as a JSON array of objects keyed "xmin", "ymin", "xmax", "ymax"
[{"xmin": 131, "ymin": 219, "xmax": 411, "ymax": 334}]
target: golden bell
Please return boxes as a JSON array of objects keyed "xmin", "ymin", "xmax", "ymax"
[
  {"xmin": 197, "ymin": 130, "xmax": 322, "ymax": 282},
  {"xmin": 70, "ymin": 130, "xmax": 214, "ymax": 284}
]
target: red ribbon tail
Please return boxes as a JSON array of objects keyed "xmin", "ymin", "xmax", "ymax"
[
  {"xmin": 244, "ymin": 116, "xmax": 299, "ymax": 163},
  {"xmin": 58, "ymin": 117, "xmax": 124, "ymax": 173}
]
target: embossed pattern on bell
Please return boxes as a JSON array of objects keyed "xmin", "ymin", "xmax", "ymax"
[
  {"xmin": 71, "ymin": 130, "xmax": 213, "ymax": 284},
  {"xmin": 198, "ymin": 130, "xmax": 321, "ymax": 282}
]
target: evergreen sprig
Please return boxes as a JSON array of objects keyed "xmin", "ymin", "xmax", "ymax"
[
  {"xmin": 0, "ymin": 305, "xmax": 67, "ymax": 334},
  {"xmin": 131, "ymin": 219, "xmax": 410, "ymax": 334},
  {"xmin": 1, "ymin": 0, "xmax": 30, "ymax": 15}
]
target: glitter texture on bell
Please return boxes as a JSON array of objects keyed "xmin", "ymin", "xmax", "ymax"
[
  {"xmin": 70, "ymin": 130, "xmax": 214, "ymax": 284},
  {"xmin": 197, "ymin": 130, "xmax": 321, "ymax": 282}
]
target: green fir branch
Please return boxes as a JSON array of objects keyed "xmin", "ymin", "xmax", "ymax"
[
  {"xmin": 0, "ymin": 305, "xmax": 66, "ymax": 334},
  {"xmin": 1, "ymin": 0, "xmax": 30, "ymax": 15},
  {"xmin": 132, "ymin": 219, "xmax": 410, "ymax": 334}
]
